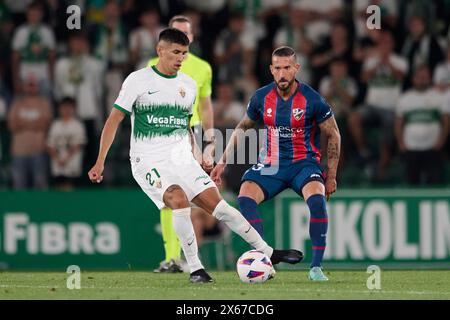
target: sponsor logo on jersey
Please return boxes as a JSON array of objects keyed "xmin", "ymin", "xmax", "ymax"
[
  {"xmin": 146, "ymin": 115, "xmax": 188, "ymax": 127},
  {"xmin": 267, "ymin": 125, "xmax": 303, "ymax": 138}
]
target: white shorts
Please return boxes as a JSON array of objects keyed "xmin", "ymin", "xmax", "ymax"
[{"xmin": 130, "ymin": 154, "xmax": 216, "ymax": 210}]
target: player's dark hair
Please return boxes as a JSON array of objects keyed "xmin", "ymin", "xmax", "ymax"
[
  {"xmin": 169, "ymin": 15, "xmax": 191, "ymax": 27},
  {"xmin": 272, "ymin": 46, "xmax": 296, "ymax": 59},
  {"xmin": 158, "ymin": 28, "xmax": 190, "ymax": 46}
]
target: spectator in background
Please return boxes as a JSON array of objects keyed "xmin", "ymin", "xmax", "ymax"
[
  {"xmin": 402, "ymin": 0, "xmax": 436, "ymax": 34},
  {"xmin": 311, "ymin": 22, "xmax": 354, "ymax": 86},
  {"xmin": 0, "ymin": 2, "xmax": 14, "ymax": 102},
  {"xmin": 214, "ymin": 12, "xmax": 257, "ymax": 102},
  {"xmin": 294, "ymin": 0, "xmax": 344, "ymax": 46},
  {"xmin": 274, "ymin": 7, "xmax": 315, "ymax": 85},
  {"xmin": 348, "ymin": 31, "xmax": 408, "ymax": 180},
  {"xmin": 402, "ymin": 16, "xmax": 444, "ymax": 90},
  {"xmin": 7, "ymin": 76, "xmax": 51, "ymax": 190},
  {"xmin": 274, "ymin": 8, "xmax": 304, "ymax": 51},
  {"xmin": 319, "ymin": 58, "xmax": 358, "ymax": 163},
  {"xmin": 54, "ymin": 32, "xmax": 104, "ymax": 173},
  {"xmin": 353, "ymin": 28, "xmax": 383, "ymax": 80},
  {"xmin": 213, "ymin": 82, "xmax": 245, "ymax": 129},
  {"xmin": 294, "ymin": 37, "xmax": 314, "ymax": 85},
  {"xmin": 12, "ymin": 1, "xmax": 56, "ymax": 98},
  {"xmin": 11, "ymin": 1, "xmax": 56, "ymax": 97},
  {"xmin": 319, "ymin": 58, "xmax": 357, "ymax": 119},
  {"xmin": 92, "ymin": 0, "xmax": 129, "ymax": 112},
  {"xmin": 129, "ymin": 8, "xmax": 163, "ymax": 69},
  {"xmin": 395, "ymin": 66, "xmax": 449, "ymax": 185},
  {"xmin": 3, "ymin": 0, "xmax": 33, "ymax": 26},
  {"xmin": 229, "ymin": 0, "xmax": 269, "ymax": 55},
  {"xmin": 47, "ymin": 97, "xmax": 87, "ymax": 191},
  {"xmin": 433, "ymin": 46, "xmax": 450, "ymax": 92}
]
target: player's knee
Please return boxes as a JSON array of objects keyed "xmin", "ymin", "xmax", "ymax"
[
  {"xmin": 239, "ymin": 182, "xmax": 264, "ymax": 204},
  {"xmin": 163, "ymin": 185, "xmax": 189, "ymax": 209},
  {"xmin": 302, "ymin": 181, "xmax": 325, "ymax": 199}
]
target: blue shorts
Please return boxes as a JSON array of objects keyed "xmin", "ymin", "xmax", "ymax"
[{"xmin": 241, "ymin": 160, "xmax": 325, "ymax": 200}]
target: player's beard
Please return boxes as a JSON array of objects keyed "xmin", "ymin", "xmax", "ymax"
[{"xmin": 276, "ymin": 78, "xmax": 295, "ymax": 92}]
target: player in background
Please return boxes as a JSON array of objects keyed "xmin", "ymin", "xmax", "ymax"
[
  {"xmin": 211, "ymin": 46, "xmax": 341, "ymax": 281},
  {"xmin": 147, "ymin": 16, "xmax": 215, "ymax": 273},
  {"xmin": 88, "ymin": 29, "xmax": 303, "ymax": 283}
]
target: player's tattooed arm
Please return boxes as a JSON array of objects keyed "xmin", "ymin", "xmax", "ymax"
[
  {"xmin": 319, "ymin": 116, "xmax": 341, "ymax": 199},
  {"xmin": 319, "ymin": 115, "xmax": 341, "ymax": 177}
]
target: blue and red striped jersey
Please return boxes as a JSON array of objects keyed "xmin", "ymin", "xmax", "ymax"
[{"xmin": 247, "ymin": 81, "xmax": 333, "ymax": 166}]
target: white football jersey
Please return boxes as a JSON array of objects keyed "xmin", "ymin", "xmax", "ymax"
[{"xmin": 114, "ymin": 66, "xmax": 197, "ymax": 158}]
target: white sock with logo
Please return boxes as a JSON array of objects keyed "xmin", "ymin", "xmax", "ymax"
[
  {"xmin": 212, "ymin": 200, "xmax": 273, "ymax": 257},
  {"xmin": 172, "ymin": 207, "xmax": 203, "ymax": 273}
]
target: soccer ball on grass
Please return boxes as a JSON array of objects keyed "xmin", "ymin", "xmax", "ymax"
[{"xmin": 236, "ymin": 250, "xmax": 274, "ymax": 284}]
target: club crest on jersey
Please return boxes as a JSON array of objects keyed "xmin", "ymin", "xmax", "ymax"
[
  {"xmin": 179, "ymin": 87, "xmax": 186, "ymax": 98},
  {"xmin": 293, "ymin": 108, "xmax": 304, "ymax": 121}
]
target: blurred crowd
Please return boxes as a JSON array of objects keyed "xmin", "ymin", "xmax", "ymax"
[{"xmin": 0, "ymin": 0, "xmax": 450, "ymax": 192}]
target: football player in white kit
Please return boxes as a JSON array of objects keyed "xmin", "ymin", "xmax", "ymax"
[{"xmin": 88, "ymin": 28, "xmax": 303, "ymax": 283}]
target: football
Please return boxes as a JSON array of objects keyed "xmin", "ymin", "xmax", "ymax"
[{"xmin": 236, "ymin": 250, "xmax": 274, "ymax": 284}]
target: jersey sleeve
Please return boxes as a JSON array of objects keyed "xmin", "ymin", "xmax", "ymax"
[
  {"xmin": 315, "ymin": 96, "xmax": 333, "ymax": 124},
  {"xmin": 246, "ymin": 93, "xmax": 261, "ymax": 121},
  {"xmin": 199, "ymin": 63, "xmax": 212, "ymax": 98},
  {"xmin": 113, "ymin": 74, "xmax": 139, "ymax": 115}
]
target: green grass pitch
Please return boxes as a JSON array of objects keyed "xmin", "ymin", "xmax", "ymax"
[{"xmin": 1, "ymin": 270, "xmax": 449, "ymax": 300}]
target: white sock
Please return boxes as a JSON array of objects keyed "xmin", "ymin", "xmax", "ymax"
[
  {"xmin": 172, "ymin": 207, "xmax": 204, "ymax": 273},
  {"xmin": 212, "ymin": 200, "xmax": 273, "ymax": 257}
]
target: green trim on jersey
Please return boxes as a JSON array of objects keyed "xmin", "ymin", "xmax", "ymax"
[
  {"xmin": 133, "ymin": 103, "xmax": 190, "ymax": 140},
  {"xmin": 113, "ymin": 103, "xmax": 131, "ymax": 115},
  {"xmin": 404, "ymin": 109, "xmax": 441, "ymax": 124},
  {"xmin": 148, "ymin": 53, "xmax": 212, "ymax": 127},
  {"xmin": 151, "ymin": 65, "xmax": 177, "ymax": 79}
]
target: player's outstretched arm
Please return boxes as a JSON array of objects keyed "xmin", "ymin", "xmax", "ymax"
[
  {"xmin": 188, "ymin": 125, "xmax": 213, "ymax": 172},
  {"xmin": 210, "ymin": 114, "xmax": 256, "ymax": 185},
  {"xmin": 319, "ymin": 115, "xmax": 341, "ymax": 200},
  {"xmin": 200, "ymin": 96, "xmax": 216, "ymax": 169},
  {"xmin": 88, "ymin": 108, "xmax": 126, "ymax": 183}
]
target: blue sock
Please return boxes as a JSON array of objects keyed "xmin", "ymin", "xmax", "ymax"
[
  {"xmin": 306, "ymin": 194, "xmax": 328, "ymax": 268},
  {"xmin": 237, "ymin": 196, "xmax": 264, "ymax": 237}
]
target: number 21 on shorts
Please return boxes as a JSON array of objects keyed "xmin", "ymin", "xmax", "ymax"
[{"xmin": 146, "ymin": 168, "xmax": 162, "ymax": 188}]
